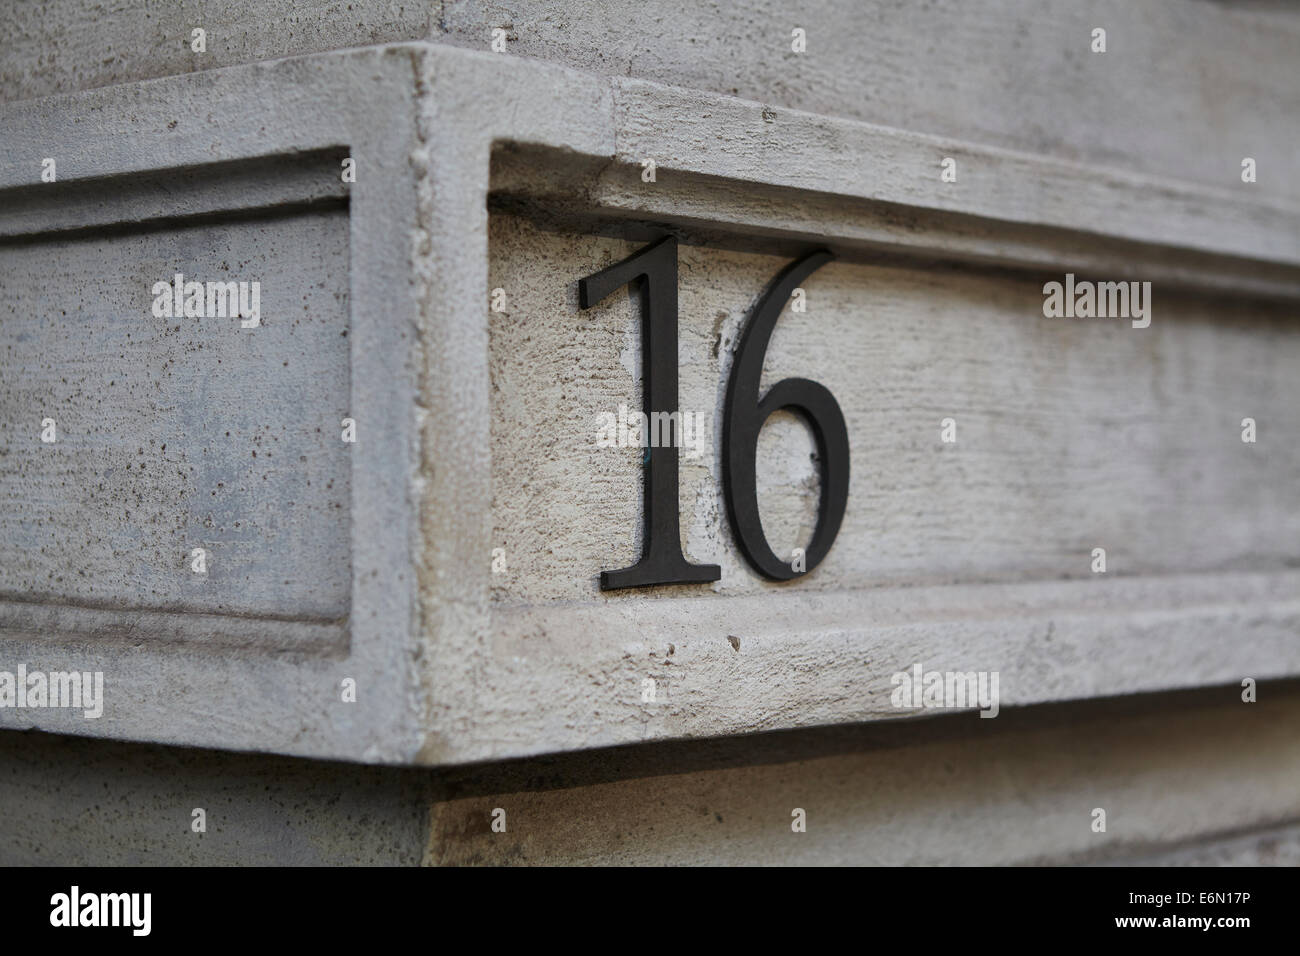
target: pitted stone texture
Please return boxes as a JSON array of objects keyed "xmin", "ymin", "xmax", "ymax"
[
  {"xmin": 0, "ymin": 209, "xmax": 351, "ymax": 620},
  {"xmin": 488, "ymin": 213, "xmax": 1300, "ymax": 606},
  {"xmin": 425, "ymin": 686, "xmax": 1300, "ymax": 866},
  {"xmin": 0, "ymin": 731, "xmax": 428, "ymax": 865},
  {"xmin": 3, "ymin": 1, "xmax": 1298, "ymax": 204}
]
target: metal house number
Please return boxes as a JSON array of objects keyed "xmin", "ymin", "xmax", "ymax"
[{"xmin": 579, "ymin": 237, "xmax": 850, "ymax": 591}]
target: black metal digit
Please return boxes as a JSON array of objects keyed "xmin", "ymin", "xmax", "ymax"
[
  {"xmin": 579, "ymin": 237, "xmax": 722, "ymax": 590},
  {"xmin": 722, "ymin": 250, "xmax": 849, "ymax": 580}
]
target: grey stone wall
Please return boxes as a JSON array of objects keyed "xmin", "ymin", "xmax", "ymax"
[
  {"xmin": 5, "ymin": 1, "xmax": 1298, "ymax": 200},
  {"xmin": 3, "ymin": 684, "xmax": 1299, "ymax": 865},
  {"xmin": 2, "ymin": 1, "xmax": 1297, "ymax": 864}
]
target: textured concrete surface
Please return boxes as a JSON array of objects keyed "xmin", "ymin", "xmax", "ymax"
[
  {"xmin": 5, "ymin": 683, "xmax": 1296, "ymax": 865},
  {"xmin": 1, "ymin": 0, "xmax": 1296, "ymax": 869},
  {"xmin": 3, "ymin": 1, "xmax": 1297, "ymax": 204},
  {"xmin": 425, "ymin": 683, "xmax": 1300, "ymax": 866},
  {"xmin": 0, "ymin": 732, "xmax": 429, "ymax": 865},
  {"xmin": 490, "ymin": 214, "xmax": 1300, "ymax": 605},
  {"xmin": 1106, "ymin": 822, "xmax": 1300, "ymax": 867},
  {"xmin": 2, "ymin": 41, "xmax": 1298, "ymax": 765},
  {"xmin": 0, "ymin": 47, "xmax": 431, "ymax": 760},
  {"xmin": 462, "ymin": 210, "xmax": 1300, "ymax": 758},
  {"xmin": 1, "ymin": 208, "xmax": 351, "ymax": 620}
]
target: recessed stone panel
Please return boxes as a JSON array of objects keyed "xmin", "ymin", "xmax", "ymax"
[
  {"xmin": 0, "ymin": 208, "xmax": 351, "ymax": 625},
  {"xmin": 488, "ymin": 213, "xmax": 1300, "ymax": 606}
]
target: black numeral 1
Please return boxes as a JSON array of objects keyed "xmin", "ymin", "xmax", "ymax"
[{"xmin": 578, "ymin": 237, "xmax": 722, "ymax": 590}]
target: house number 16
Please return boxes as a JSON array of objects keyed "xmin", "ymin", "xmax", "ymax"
[{"xmin": 579, "ymin": 237, "xmax": 850, "ymax": 590}]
